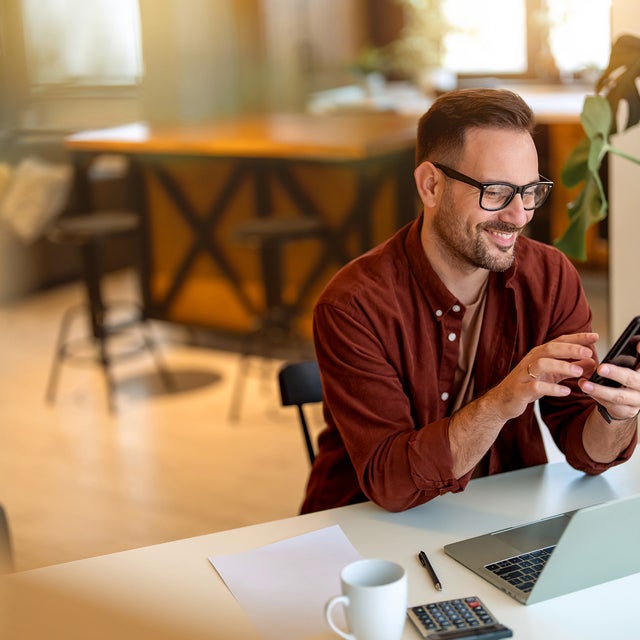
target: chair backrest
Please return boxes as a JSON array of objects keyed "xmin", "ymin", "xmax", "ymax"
[{"xmin": 278, "ymin": 360, "xmax": 323, "ymax": 465}]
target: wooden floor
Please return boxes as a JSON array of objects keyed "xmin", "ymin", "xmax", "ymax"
[
  {"xmin": 0, "ymin": 270, "xmax": 323, "ymax": 572},
  {"xmin": 0, "ymin": 268, "xmax": 609, "ymax": 573}
]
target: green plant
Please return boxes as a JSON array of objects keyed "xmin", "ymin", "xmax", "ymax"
[{"xmin": 555, "ymin": 35, "xmax": 640, "ymax": 261}]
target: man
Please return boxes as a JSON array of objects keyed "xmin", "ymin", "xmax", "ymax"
[{"xmin": 301, "ymin": 88, "xmax": 638, "ymax": 514}]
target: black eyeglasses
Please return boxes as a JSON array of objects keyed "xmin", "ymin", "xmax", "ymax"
[{"xmin": 432, "ymin": 162, "xmax": 553, "ymax": 212}]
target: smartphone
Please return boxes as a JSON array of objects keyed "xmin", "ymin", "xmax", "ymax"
[{"xmin": 590, "ymin": 315, "xmax": 640, "ymax": 387}]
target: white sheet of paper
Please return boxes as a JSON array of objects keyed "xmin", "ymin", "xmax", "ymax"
[{"xmin": 209, "ymin": 524, "xmax": 362, "ymax": 640}]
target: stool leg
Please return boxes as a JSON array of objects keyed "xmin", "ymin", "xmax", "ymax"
[
  {"xmin": 261, "ymin": 241, "xmax": 282, "ymax": 318},
  {"xmin": 95, "ymin": 334, "xmax": 117, "ymax": 414},
  {"xmin": 139, "ymin": 320, "xmax": 175, "ymax": 392},
  {"xmin": 0, "ymin": 505, "xmax": 13, "ymax": 574},
  {"xmin": 45, "ymin": 305, "xmax": 79, "ymax": 405},
  {"xmin": 81, "ymin": 242, "xmax": 107, "ymax": 340},
  {"xmin": 260, "ymin": 240, "xmax": 291, "ymax": 331},
  {"xmin": 228, "ymin": 328, "xmax": 259, "ymax": 422},
  {"xmin": 81, "ymin": 242, "xmax": 118, "ymax": 413}
]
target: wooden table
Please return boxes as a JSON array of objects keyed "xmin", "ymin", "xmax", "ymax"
[
  {"xmin": 65, "ymin": 114, "xmax": 418, "ymax": 336},
  {"xmin": 3, "ymin": 458, "xmax": 640, "ymax": 639}
]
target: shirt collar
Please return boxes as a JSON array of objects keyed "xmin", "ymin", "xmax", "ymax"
[{"xmin": 404, "ymin": 212, "xmax": 519, "ymax": 316}]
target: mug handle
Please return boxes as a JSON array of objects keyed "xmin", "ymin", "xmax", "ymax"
[{"xmin": 325, "ymin": 595, "xmax": 355, "ymax": 640}]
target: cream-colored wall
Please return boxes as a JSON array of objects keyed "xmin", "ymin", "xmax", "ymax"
[
  {"xmin": 609, "ymin": 0, "xmax": 640, "ymax": 338},
  {"xmin": 138, "ymin": 0, "xmax": 258, "ymax": 123},
  {"xmin": 138, "ymin": 0, "xmax": 367, "ymax": 123}
]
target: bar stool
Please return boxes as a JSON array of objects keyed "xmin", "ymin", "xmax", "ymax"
[
  {"xmin": 45, "ymin": 211, "xmax": 173, "ymax": 412},
  {"xmin": 228, "ymin": 216, "xmax": 326, "ymax": 421}
]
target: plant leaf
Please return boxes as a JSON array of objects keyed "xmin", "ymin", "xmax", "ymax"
[
  {"xmin": 580, "ymin": 95, "xmax": 612, "ymax": 142},
  {"xmin": 561, "ymin": 97, "xmax": 611, "ymax": 192},
  {"xmin": 560, "ymin": 136, "xmax": 590, "ymax": 188},
  {"xmin": 596, "ymin": 34, "xmax": 640, "ymax": 133},
  {"xmin": 554, "ymin": 176, "xmax": 607, "ymax": 260},
  {"xmin": 556, "ymin": 97, "xmax": 612, "ymax": 259}
]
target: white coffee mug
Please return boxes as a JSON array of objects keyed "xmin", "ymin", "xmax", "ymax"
[{"xmin": 324, "ymin": 558, "xmax": 407, "ymax": 640}]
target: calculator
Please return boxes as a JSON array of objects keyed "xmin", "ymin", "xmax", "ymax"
[{"xmin": 407, "ymin": 596, "xmax": 513, "ymax": 639}]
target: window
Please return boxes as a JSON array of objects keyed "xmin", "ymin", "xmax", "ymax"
[
  {"xmin": 21, "ymin": 0, "xmax": 143, "ymax": 87},
  {"xmin": 440, "ymin": 0, "xmax": 611, "ymax": 79},
  {"xmin": 442, "ymin": 0, "xmax": 527, "ymax": 74},
  {"xmin": 545, "ymin": 0, "xmax": 611, "ymax": 76}
]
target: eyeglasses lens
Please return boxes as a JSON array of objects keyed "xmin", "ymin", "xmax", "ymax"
[
  {"xmin": 524, "ymin": 184, "xmax": 552, "ymax": 209},
  {"xmin": 480, "ymin": 183, "xmax": 551, "ymax": 211}
]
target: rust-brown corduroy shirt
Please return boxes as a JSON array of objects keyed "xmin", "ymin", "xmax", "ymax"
[{"xmin": 301, "ymin": 214, "xmax": 636, "ymax": 514}]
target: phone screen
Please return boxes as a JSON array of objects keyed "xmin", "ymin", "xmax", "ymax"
[{"xmin": 590, "ymin": 316, "xmax": 640, "ymax": 387}]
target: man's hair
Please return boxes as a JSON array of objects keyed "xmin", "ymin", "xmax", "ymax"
[{"xmin": 415, "ymin": 88, "xmax": 536, "ymax": 167}]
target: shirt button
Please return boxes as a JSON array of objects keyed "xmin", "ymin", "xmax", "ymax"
[
  {"xmin": 448, "ymin": 332, "xmax": 457, "ymax": 342},
  {"xmin": 441, "ymin": 392, "xmax": 449, "ymax": 401},
  {"xmin": 452, "ymin": 304, "xmax": 461, "ymax": 312},
  {"xmin": 435, "ymin": 309, "xmax": 443, "ymax": 317}
]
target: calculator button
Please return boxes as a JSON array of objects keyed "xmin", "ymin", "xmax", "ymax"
[{"xmin": 407, "ymin": 596, "xmax": 512, "ymax": 639}]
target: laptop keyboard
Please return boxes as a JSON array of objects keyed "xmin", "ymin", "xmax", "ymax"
[{"xmin": 484, "ymin": 545, "xmax": 555, "ymax": 593}]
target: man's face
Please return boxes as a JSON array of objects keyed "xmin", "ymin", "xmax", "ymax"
[{"xmin": 432, "ymin": 127, "xmax": 540, "ymax": 273}]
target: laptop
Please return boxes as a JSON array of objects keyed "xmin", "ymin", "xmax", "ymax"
[{"xmin": 444, "ymin": 493, "xmax": 640, "ymax": 604}]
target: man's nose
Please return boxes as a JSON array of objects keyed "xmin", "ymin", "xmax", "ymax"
[{"xmin": 498, "ymin": 193, "xmax": 531, "ymax": 227}]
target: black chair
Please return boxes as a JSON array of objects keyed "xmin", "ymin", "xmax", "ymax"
[
  {"xmin": 44, "ymin": 211, "xmax": 173, "ymax": 412},
  {"xmin": 228, "ymin": 216, "xmax": 326, "ymax": 421},
  {"xmin": 278, "ymin": 360, "xmax": 323, "ymax": 465},
  {"xmin": 0, "ymin": 504, "xmax": 13, "ymax": 574}
]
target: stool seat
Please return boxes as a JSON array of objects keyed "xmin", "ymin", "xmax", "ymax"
[
  {"xmin": 234, "ymin": 216, "xmax": 325, "ymax": 244},
  {"xmin": 45, "ymin": 210, "xmax": 172, "ymax": 412},
  {"xmin": 47, "ymin": 211, "xmax": 139, "ymax": 244}
]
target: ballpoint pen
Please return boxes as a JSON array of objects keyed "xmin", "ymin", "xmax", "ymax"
[{"xmin": 418, "ymin": 550, "xmax": 442, "ymax": 591}]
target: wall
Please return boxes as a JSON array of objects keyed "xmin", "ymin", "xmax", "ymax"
[
  {"xmin": 138, "ymin": 0, "xmax": 261, "ymax": 122},
  {"xmin": 261, "ymin": 0, "xmax": 367, "ymax": 111},
  {"xmin": 138, "ymin": 0, "xmax": 368, "ymax": 123},
  {"xmin": 609, "ymin": 0, "xmax": 640, "ymax": 338}
]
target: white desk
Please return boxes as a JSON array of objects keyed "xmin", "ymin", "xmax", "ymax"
[
  {"xmin": 307, "ymin": 81, "xmax": 588, "ymax": 123},
  {"xmin": 2, "ymin": 458, "xmax": 640, "ymax": 639}
]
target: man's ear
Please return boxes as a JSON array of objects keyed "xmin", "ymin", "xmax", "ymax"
[{"xmin": 414, "ymin": 161, "xmax": 441, "ymax": 206}]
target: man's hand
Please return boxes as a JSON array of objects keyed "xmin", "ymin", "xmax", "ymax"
[
  {"xmin": 575, "ymin": 341, "xmax": 640, "ymax": 464},
  {"xmin": 578, "ymin": 343, "xmax": 640, "ymax": 423},
  {"xmin": 488, "ymin": 332, "xmax": 599, "ymax": 423},
  {"xmin": 449, "ymin": 332, "xmax": 599, "ymax": 478}
]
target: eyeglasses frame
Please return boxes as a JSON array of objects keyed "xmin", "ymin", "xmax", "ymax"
[{"xmin": 432, "ymin": 162, "xmax": 554, "ymax": 212}]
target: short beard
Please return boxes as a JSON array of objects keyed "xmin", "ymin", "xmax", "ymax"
[
  {"xmin": 433, "ymin": 195, "xmax": 520, "ymax": 273},
  {"xmin": 474, "ymin": 221, "xmax": 519, "ymax": 272}
]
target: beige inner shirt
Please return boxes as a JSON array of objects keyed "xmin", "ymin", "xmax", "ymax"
[{"xmin": 451, "ymin": 279, "xmax": 489, "ymax": 477}]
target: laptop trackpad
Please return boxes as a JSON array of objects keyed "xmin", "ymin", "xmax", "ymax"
[{"xmin": 493, "ymin": 513, "xmax": 572, "ymax": 554}]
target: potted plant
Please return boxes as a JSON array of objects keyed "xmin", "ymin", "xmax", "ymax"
[{"xmin": 555, "ymin": 34, "xmax": 640, "ymax": 261}]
